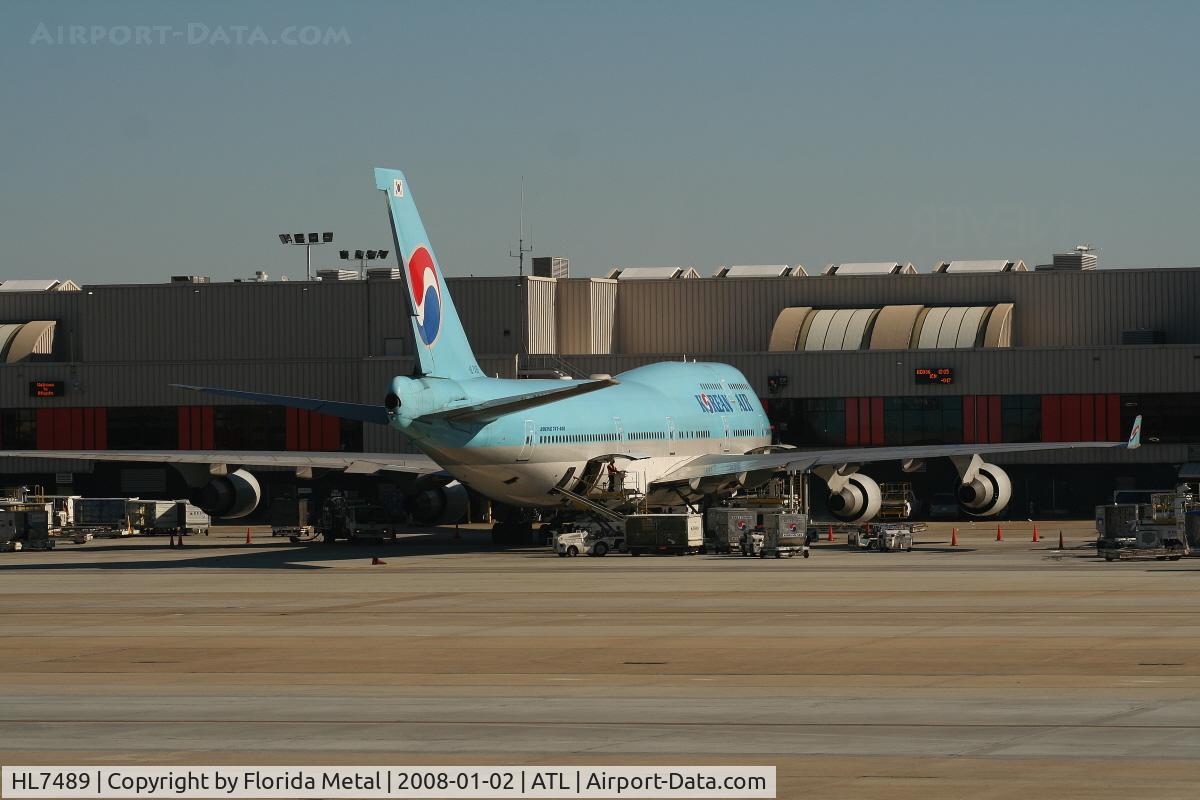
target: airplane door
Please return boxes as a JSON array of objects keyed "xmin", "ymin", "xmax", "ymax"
[
  {"xmin": 720, "ymin": 415, "xmax": 731, "ymax": 452},
  {"xmin": 517, "ymin": 419, "xmax": 535, "ymax": 462},
  {"xmin": 612, "ymin": 417, "xmax": 624, "ymax": 449},
  {"xmin": 666, "ymin": 416, "xmax": 676, "ymax": 455}
]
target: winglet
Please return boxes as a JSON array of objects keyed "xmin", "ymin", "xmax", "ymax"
[{"xmin": 1127, "ymin": 415, "xmax": 1142, "ymax": 449}]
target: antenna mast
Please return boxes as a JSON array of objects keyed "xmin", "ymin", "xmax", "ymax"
[{"xmin": 509, "ymin": 177, "xmax": 532, "ymax": 276}]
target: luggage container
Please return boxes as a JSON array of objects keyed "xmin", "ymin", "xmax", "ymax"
[
  {"xmin": 145, "ymin": 501, "xmax": 210, "ymax": 535},
  {"xmin": 625, "ymin": 513, "xmax": 703, "ymax": 556},
  {"xmin": 705, "ymin": 508, "xmax": 756, "ymax": 554},
  {"xmin": 758, "ymin": 511, "xmax": 810, "ymax": 558}
]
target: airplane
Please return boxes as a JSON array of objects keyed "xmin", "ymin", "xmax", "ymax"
[{"xmin": 4, "ymin": 167, "xmax": 1142, "ymax": 541}]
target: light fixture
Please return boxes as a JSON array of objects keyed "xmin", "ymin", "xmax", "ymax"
[{"xmin": 278, "ymin": 231, "xmax": 335, "ymax": 281}]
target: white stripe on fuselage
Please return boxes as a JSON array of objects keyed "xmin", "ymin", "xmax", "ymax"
[{"xmin": 420, "ymin": 435, "xmax": 772, "ymax": 506}]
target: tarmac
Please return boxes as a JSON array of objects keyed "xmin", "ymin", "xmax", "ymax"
[{"xmin": 1, "ymin": 520, "xmax": 1198, "ymax": 799}]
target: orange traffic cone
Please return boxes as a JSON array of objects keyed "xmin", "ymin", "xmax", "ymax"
[
  {"xmin": 996, "ymin": 525, "xmax": 1003, "ymax": 542},
  {"xmin": 1032, "ymin": 525, "xmax": 1040, "ymax": 543},
  {"xmin": 245, "ymin": 528, "xmax": 252, "ymax": 544},
  {"xmin": 827, "ymin": 524, "xmax": 834, "ymax": 542},
  {"xmin": 371, "ymin": 557, "xmax": 387, "ymax": 566},
  {"xmin": 951, "ymin": 527, "xmax": 958, "ymax": 547},
  {"xmin": 1058, "ymin": 531, "xmax": 1064, "ymax": 550}
]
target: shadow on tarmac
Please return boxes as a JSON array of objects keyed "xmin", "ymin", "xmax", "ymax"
[{"xmin": 0, "ymin": 529, "xmax": 538, "ymax": 571}]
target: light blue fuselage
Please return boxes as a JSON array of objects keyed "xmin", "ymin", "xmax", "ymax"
[{"xmin": 387, "ymin": 361, "xmax": 772, "ymax": 505}]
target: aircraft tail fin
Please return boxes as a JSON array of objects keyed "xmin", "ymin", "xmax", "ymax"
[
  {"xmin": 1126, "ymin": 415, "xmax": 1142, "ymax": 449},
  {"xmin": 374, "ymin": 168, "xmax": 482, "ymax": 380}
]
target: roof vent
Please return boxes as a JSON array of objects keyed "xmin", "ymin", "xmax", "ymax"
[
  {"xmin": 606, "ymin": 266, "xmax": 700, "ymax": 280},
  {"xmin": 316, "ymin": 269, "xmax": 359, "ymax": 281},
  {"xmin": 823, "ymin": 262, "xmax": 917, "ymax": 276},
  {"xmin": 933, "ymin": 260, "xmax": 1026, "ymax": 273}
]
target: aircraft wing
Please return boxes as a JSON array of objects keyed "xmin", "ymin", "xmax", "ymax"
[
  {"xmin": 0, "ymin": 450, "xmax": 440, "ymax": 476},
  {"xmin": 171, "ymin": 385, "xmax": 390, "ymax": 425},
  {"xmin": 652, "ymin": 417, "xmax": 1142, "ymax": 485},
  {"xmin": 418, "ymin": 378, "xmax": 619, "ymax": 423}
]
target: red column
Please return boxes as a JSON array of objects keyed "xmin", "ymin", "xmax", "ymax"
[
  {"xmin": 1042, "ymin": 395, "xmax": 1061, "ymax": 442},
  {"xmin": 69, "ymin": 408, "xmax": 83, "ymax": 449},
  {"xmin": 202, "ymin": 407, "xmax": 215, "ymax": 449},
  {"xmin": 285, "ymin": 407, "xmax": 299, "ymax": 450},
  {"xmin": 988, "ymin": 396, "xmax": 1001, "ymax": 444},
  {"xmin": 37, "ymin": 409, "xmax": 54, "ymax": 449},
  {"xmin": 1062, "ymin": 395, "xmax": 1081, "ymax": 441},
  {"xmin": 322, "ymin": 415, "xmax": 340, "ymax": 452},
  {"xmin": 178, "ymin": 407, "xmax": 192, "ymax": 449},
  {"xmin": 871, "ymin": 397, "xmax": 884, "ymax": 445},
  {"xmin": 1080, "ymin": 394, "xmax": 1095, "ymax": 440}
]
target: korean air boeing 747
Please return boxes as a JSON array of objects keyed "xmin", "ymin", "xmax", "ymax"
[{"xmin": 10, "ymin": 168, "xmax": 1141, "ymax": 538}]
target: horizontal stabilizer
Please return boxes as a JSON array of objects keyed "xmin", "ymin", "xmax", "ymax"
[
  {"xmin": 419, "ymin": 378, "xmax": 619, "ymax": 423},
  {"xmin": 171, "ymin": 384, "xmax": 390, "ymax": 426}
]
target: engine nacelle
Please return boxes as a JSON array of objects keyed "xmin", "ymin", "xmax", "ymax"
[
  {"xmin": 957, "ymin": 462, "xmax": 1012, "ymax": 517},
  {"xmin": 193, "ymin": 469, "xmax": 262, "ymax": 519},
  {"xmin": 827, "ymin": 473, "xmax": 882, "ymax": 523},
  {"xmin": 409, "ymin": 480, "xmax": 469, "ymax": 525}
]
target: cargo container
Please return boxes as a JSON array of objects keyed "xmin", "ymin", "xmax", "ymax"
[
  {"xmin": 705, "ymin": 508, "xmax": 756, "ymax": 554},
  {"xmin": 758, "ymin": 511, "xmax": 810, "ymax": 558},
  {"xmin": 144, "ymin": 501, "xmax": 210, "ymax": 534},
  {"xmin": 625, "ymin": 513, "xmax": 703, "ymax": 556}
]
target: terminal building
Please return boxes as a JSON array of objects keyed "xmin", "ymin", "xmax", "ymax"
[{"xmin": 1, "ymin": 251, "xmax": 1197, "ymax": 517}]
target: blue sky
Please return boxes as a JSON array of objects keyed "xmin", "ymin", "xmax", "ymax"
[{"xmin": 2, "ymin": 0, "xmax": 1199, "ymax": 283}]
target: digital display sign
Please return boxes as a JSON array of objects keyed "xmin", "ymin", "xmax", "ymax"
[
  {"xmin": 30, "ymin": 380, "xmax": 66, "ymax": 398},
  {"xmin": 914, "ymin": 367, "xmax": 954, "ymax": 385}
]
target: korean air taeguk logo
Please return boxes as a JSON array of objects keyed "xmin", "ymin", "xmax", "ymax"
[{"xmin": 407, "ymin": 246, "xmax": 442, "ymax": 346}]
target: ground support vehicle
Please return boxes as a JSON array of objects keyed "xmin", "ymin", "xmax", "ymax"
[
  {"xmin": 554, "ymin": 527, "xmax": 626, "ymax": 557},
  {"xmin": 317, "ymin": 494, "xmax": 403, "ymax": 544},
  {"xmin": 848, "ymin": 524, "xmax": 914, "ymax": 552}
]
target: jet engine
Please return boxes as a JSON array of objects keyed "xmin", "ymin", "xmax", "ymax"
[
  {"xmin": 957, "ymin": 462, "xmax": 1012, "ymax": 517},
  {"xmin": 827, "ymin": 473, "xmax": 882, "ymax": 523},
  {"xmin": 193, "ymin": 469, "xmax": 262, "ymax": 519},
  {"xmin": 408, "ymin": 480, "xmax": 469, "ymax": 525}
]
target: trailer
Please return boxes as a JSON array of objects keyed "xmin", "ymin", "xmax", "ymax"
[
  {"xmin": 1095, "ymin": 492, "xmax": 1193, "ymax": 561},
  {"xmin": 1097, "ymin": 526, "xmax": 1186, "ymax": 561},
  {"xmin": 143, "ymin": 501, "xmax": 210, "ymax": 535},
  {"xmin": 75, "ymin": 498, "xmax": 137, "ymax": 537},
  {"xmin": 625, "ymin": 513, "xmax": 704, "ymax": 556},
  {"xmin": 0, "ymin": 506, "xmax": 56, "ymax": 551}
]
